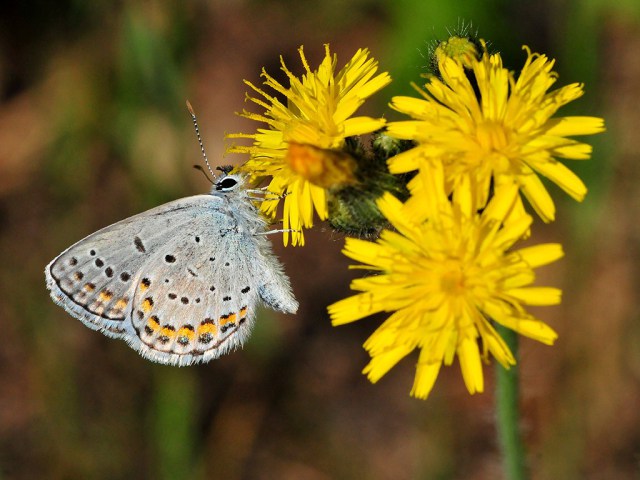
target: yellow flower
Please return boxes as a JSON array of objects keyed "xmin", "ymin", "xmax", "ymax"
[
  {"xmin": 227, "ymin": 45, "xmax": 391, "ymax": 246},
  {"xmin": 328, "ymin": 182, "xmax": 563, "ymax": 399},
  {"xmin": 386, "ymin": 43, "xmax": 605, "ymax": 223}
]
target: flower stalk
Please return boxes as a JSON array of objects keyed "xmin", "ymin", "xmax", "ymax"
[{"xmin": 496, "ymin": 326, "xmax": 528, "ymax": 480}]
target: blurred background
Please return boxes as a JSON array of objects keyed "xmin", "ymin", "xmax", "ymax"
[{"xmin": 0, "ymin": 1, "xmax": 639, "ymax": 478}]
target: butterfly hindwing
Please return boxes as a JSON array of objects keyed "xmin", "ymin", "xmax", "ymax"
[{"xmin": 126, "ymin": 223, "xmax": 263, "ymax": 366}]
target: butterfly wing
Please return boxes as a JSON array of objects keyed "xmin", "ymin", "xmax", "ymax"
[
  {"xmin": 46, "ymin": 196, "xmax": 217, "ymax": 338},
  {"xmin": 126, "ymin": 225, "xmax": 274, "ymax": 366},
  {"xmin": 46, "ymin": 194, "xmax": 298, "ymax": 365}
]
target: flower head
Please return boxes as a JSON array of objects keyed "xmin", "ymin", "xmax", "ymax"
[
  {"xmin": 386, "ymin": 43, "xmax": 605, "ymax": 223},
  {"xmin": 433, "ymin": 35, "xmax": 480, "ymax": 70},
  {"xmin": 328, "ymin": 182, "xmax": 563, "ymax": 399},
  {"xmin": 228, "ymin": 45, "xmax": 391, "ymax": 245}
]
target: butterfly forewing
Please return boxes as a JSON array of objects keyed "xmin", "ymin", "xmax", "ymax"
[{"xmin": 45, "ymin": 196, "xmax": 222, "ymax": 336}]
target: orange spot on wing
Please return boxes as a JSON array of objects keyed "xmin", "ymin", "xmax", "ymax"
[
  {"xmin": 198, "ymin": 322, "xmax": 217, "ymax": 336},
  {"xmin": 219, "ymin": 313, "xmax": 237, "ymax": 326},
  {"xmin": 141, "ymin": 298, "xmax": 153, "ymax": 313},
  {"xmin": 99, "ymin": 290, "xmax": 113, "ymax": 302},
  {"xmin": 147, "ymin": 316, "xmax": 160, "ymax": 332},
  {"xmin": 84, "ymin": 283, "xmax": 96, "ymax": 292},
  {"xmin": 115, "ymin": 298, "xmax": 128, "ymax": 310},
  {"xmin": 177, "ymin": 327, "xmax": 195, "ymax": 340},
  {"xmin": 160, "ymin": 326, "xmax": 176, "ymax": 338},
  {"xmin": 239, "ymin": 306, "xmax": 248, "ymax": 317}
]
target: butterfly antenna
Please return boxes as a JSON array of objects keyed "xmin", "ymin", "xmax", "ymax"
[
  {"xmin": 193, "ymin": 165, "xmax": 214, "ymax": 185},
  {"xmin": 186, "ymin": 100, "xmax": 216, "ymax": 179}
]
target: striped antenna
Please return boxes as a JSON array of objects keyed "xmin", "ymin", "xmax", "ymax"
[{"xmin": 186, "ymin": 100, "xmax": 215, "ymax": 179}]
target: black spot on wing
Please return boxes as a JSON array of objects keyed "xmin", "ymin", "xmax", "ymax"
[{"xmin": 134, "ymin": 236, "xmax": 146, "ymax": 253}]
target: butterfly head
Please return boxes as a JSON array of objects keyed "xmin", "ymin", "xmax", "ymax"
[{"xmin": 213, "ymin": 166, "xmax": 245, "ymax": 193}]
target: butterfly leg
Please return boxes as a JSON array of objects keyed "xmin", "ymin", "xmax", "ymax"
[{"xmin": 254, "ymin": 228, "xmax": 298, "ymax": 236}]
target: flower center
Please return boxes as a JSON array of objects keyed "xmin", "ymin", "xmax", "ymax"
[
  {"xmin": 474, "ymin": 121, "xmax": 513, "ymax": 172},
  {"xmin": 440, "ymin": 262, "xmax": 468, "ymax": 296}
]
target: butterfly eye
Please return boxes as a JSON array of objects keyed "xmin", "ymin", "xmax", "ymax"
[{"xmin": 216, "ymin": 177, "xmax": 238, "ymax": 191}]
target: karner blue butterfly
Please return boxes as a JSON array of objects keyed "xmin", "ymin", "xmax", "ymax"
[{"xmin": 45, "ymin": 104, "xmax": 298, "ymax": 366}]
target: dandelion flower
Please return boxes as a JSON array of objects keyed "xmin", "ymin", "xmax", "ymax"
[
  {"xmin": 328, "ymin": 183, "xmax": 563, "ymax": 399},
  {"xmin": 386, "ymin": 43, "xmax": 605, "ymax": 222},
  {"xmin": 228, "ymin": 45, "xmax": 391, "ymax": 245}
]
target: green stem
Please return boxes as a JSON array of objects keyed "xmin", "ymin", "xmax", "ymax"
[
  {"xmin": 153, "ymin": 367, "xmax": 197, "ymax": 480},
  {"xmin": 495, "ymin": 325, "xmax": 528, "ymax": 480}
]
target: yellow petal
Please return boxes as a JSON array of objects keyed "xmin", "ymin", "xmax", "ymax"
[
  {"xmin": 518, "ymin": 170, "xmax": 555, "ymax": 222},
  {"xmin": 545, "ymin": 116, "xmax": 605, "ymax": 136},
  {"xmin": 343, "ymin": 116, "xmax": 386, "ymax": 137},
  {"xmin": 484, "ymin": 301, "xmax": 558, "ymax": 344},
  {"xmin": 506, "ymin": 287, "xmax": 562, "ymax": 306},
  {"xmin": 457, "ymin": 336, "xmax": 484, "ymax": 394},
  {"xmin": 531, "ymin": 159, "xmax": 587, "ymax": 201},
  {"xmin": 516, "ymin": 243, "xmax": 564, "ymax": 267},
  {"xmin": 364, "ymin": 346, "xmax": 412, "ymax": 383},
  {"xmin": 411, "ymin": 360, "xmax": 442, "ymax": 399},
  {"xmin": 328, "ymin": 293, "xmax": 379, "ymax": 324}
]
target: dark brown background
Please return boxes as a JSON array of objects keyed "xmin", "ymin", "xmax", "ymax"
[{"xmin": 0, "ymin": 1, "xmax": 638, "ymax": 478}]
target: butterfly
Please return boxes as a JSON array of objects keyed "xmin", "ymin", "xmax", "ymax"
[{"xmin": 45, "ymin": 163, "xmax": 298, "ymax": 366}]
